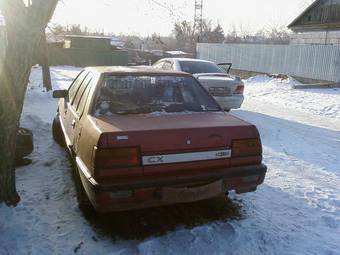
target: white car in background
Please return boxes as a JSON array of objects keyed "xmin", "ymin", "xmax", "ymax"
[{"xmin": 153, "ymin": 58, "xmax": 245, "ymax": 111}]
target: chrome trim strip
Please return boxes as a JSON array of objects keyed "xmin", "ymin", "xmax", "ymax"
[
  {"xmin": 142, "ymin": 149, "xmax": 231, "ymax": 166},
  {"xmin": 59, "ymin": 114, "xmax": 72, "ymax": 146},
  {"xmin": 76, "ymin": 156, "xmax": 98, "ymax": 186}
]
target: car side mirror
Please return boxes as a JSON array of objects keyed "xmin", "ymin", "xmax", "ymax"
[{"xmin": 53, "ymin": 90, "xmax": 68, "ymax": 99}]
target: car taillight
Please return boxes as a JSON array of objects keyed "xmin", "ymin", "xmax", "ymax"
[
  {"xmin": 234, "ymin": 85, "xmax": 244, "ymax": 94},
  {"xmin": 94, "ymin": 147, "xmax": 141, "ymax": 169},
  {"xmin": 232, "ymin": 139, "xmax": 262, "ymax": 157}
]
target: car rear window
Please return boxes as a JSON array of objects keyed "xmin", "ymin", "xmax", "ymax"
[
  {"xmin": 95, "ymin": 75, "xmax": 220, "ymax": 115},
  {"xmin": 179, "ymin": 61, "xmax": 225, "ymax": 74}
]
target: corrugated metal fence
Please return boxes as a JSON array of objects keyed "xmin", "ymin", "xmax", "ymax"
[{"xmin": 197, "ymin": 43, "xmax": 340, "ymax": 82}]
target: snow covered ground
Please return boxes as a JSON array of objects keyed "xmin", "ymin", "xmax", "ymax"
[
  {"xmin": 244, "ymin": 75, "xmax": 340, "ymax": 129},
  {"xmin": 0, "ymin": 67, "xmax": 339, "ymax": 255}
]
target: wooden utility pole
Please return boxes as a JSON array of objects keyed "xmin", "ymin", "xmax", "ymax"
[{"xmin": 40, "ymin": 32, "xmax": 52, "ymax": 91}]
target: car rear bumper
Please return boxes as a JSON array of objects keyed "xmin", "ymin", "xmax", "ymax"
[
  {"xmin": 214, "ymin": 95, "xmax": 244, "ymax": 110},
  {"xmin": 76, "ymin": 159, "xmax": 267, "ymax": 213}
]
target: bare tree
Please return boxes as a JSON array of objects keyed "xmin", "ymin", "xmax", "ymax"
[
  {"xmin": 173, "ymin": 19, "xmax": 225, "ymax": 53},
  {"xmin": 224, "ymin": 25, "xmax": 291, "ymax": 45},
  {"xmin": 173, "ymin": 20, "xmax": 195, "ymax": 51},
  {"xmin": 0, "ymin": 0, "xmax": 58, "ymax": 206}
]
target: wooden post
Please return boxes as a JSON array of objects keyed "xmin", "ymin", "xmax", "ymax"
[{"xmin": 41, "ymin": 32, "xmax": 52, "ymax": 91}]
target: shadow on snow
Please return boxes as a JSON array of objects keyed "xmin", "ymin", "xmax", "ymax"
[{"xmin": 82, "ymin": 196, "xmax": 241, "ymax": 241}]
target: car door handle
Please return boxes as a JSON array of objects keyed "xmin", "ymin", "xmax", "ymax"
[{"xmin": 71, "ymin": 120, "xmax": 76, "ymax": 129}]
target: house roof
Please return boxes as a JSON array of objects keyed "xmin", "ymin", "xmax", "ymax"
[
  {"xmin": 288, "ymin": 0, "xmax": 340, "ymax": 31},
  {"xmin": 65, "ymin": 35, "xmax": 112, "ymax": 40},
  {"xmin": 46, "ymin": 33, "xmax": 64, "ymax": 43},
  {"xmin": 85, "ymin": 66, "xmax": 190, "ymax": 76},
  {"xmin": 288, "ymin": 0, "xmax": 322, "ymax": 28},
  {"xmin": 165, "ymin": 51, "xmax": 191, "ymax": 56}
]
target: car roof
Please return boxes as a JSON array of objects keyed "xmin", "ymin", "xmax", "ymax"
[
  {"xmin": 85, "ymin": 66, "xmax": 191, "ymax": 76},
  {"xmin": 161, "ymin": 58, "xmax": 214, "ymax": 64}
]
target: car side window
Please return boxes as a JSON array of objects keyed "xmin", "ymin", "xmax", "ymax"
[
  {"xmin": 163, "ymin": 61, "xmax": 173, "ymax": 70},
  {"xmin": 76, "ymin": 76, "xmax": 96, "ymax": 116},
  {"xmin": 153, "ymin": 61, "xmax": 164, "ymax": 69},
  {"xmin": 68, "ymin": 71, "xmax": 88, "ymax": 103},
  {"xmin": 72, "ymin": 73, "xmax": 93, "ymax": 111}
]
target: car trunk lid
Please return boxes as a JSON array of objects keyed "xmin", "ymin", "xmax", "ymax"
[
  {"xmin": 91, "ymin": 112, "xmax": 259, "ymax": 176},
  {"xmin": 194, "ymin": 73, "xmax": 243, "ymax": 96}
]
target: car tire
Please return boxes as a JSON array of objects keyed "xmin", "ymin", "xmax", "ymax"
[
  {"xmin": 225, "ymin": 109, "xmax": 231, "ymax": 112},
  {"xmin": 52, "ymin": 114, "xmax": 65, "ymax": 147},
  {"xmin": 74, "ymin": 167, "xmax": 93, "ymax": 213}
]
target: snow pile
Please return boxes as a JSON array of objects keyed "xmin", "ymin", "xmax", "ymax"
[
  {"xmin": 244, "ymin": 75, "xmax": 340, "ymax": 120},
  {"xmin": 246, "ymin": 74, "xmax": 300, "ymax": 87},
  {"xmin": 0, "ymin": 67, "xmax": 339, "ymax": 255}
]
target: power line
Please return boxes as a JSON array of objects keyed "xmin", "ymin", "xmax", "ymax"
[
  {"xmin": 149, "ymin": 0, "xmax": 174, "ymax": 16},
  {"xmin": 148, "ymin": 0, "xmax": 184, "ymax": 21}
]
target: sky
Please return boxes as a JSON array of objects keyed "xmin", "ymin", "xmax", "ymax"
[{"xmin": 51, "ymin": 0, "xmax": 314, "ymax": 36}]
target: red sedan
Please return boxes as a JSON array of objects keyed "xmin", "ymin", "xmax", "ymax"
[{"xmin": 52, "ymin": 67, "xmax": 267, "ymax": 212}]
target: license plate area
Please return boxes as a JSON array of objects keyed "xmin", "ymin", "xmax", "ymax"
[
  {"xmin": 162, "ymin": 180, "xmax": 223, "ymax": 203},
  {"xmin": 209, "ymin": 87, "xmax": 231, "ymax": 97}
]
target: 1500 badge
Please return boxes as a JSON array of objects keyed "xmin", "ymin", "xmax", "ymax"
[{"xmin": 216, "ymin": 151, "xmax": 230, "ymax": 157}]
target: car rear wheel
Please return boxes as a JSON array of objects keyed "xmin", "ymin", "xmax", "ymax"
[{"xmin": 52, "ymin": 113, "xmax": 65, "ymax": 147}]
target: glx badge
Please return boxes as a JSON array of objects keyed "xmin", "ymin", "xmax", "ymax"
[{"xmin": 147, "ymin": 156, "xmax": 164, "ymax": 164}]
